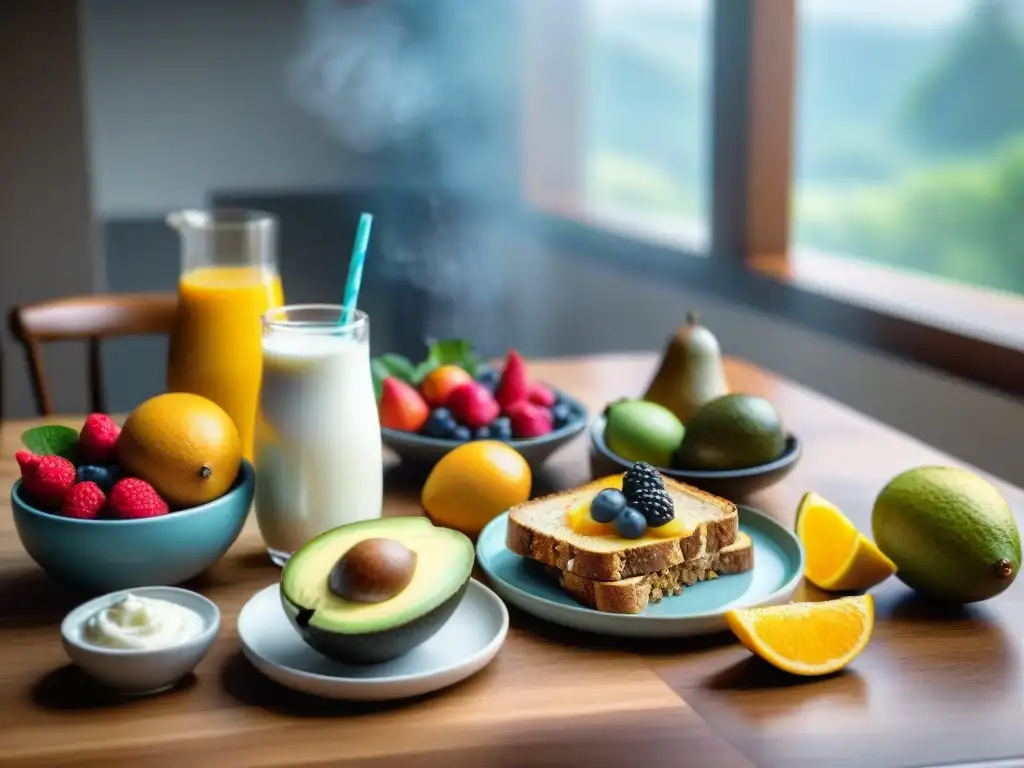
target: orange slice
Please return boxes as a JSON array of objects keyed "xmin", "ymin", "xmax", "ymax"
[
  {"xmin": 725, "ymin": 595, "xmax": 874, "ymax": 676},
  {"xmin": 795, "ymin": 491, "xmax": 896, "ymax": 592}
]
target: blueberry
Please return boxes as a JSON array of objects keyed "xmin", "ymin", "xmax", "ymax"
[
  {"xmin": 476, "ymin": 366, "xmax": 500, "ymax": 392},
  {"xmin": 76, "ymin": 464, "xmax": 116, "ymax": 493},
  {"xmin": 490, "ymin": 416, "xmax": 513, "ymax": 441},
  {"xmin": 614, "ymin": 507, "xmax": 648, "ymax": 539},
  {"xmin": 551, "ymin": 403, "xmax": 573, "ymax": 429},
  {"xmin": 590, "ymin": 488, "xmax": 627, "ymax": 523},
  {"xmin": 422, "ymin": 408, "xmax": 458, "ymax": 439},
  {"xmin": 452, "ymin": 425, "xmax": 472, "ymax": 442},
  {"xmin": 473, "ymin": 426, "xmax": 491, "ymax": 440}
]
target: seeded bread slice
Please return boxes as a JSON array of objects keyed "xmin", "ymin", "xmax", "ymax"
[
  {"xmin": 505, "ymin": 477, "xmax": 738, "ymax": 582},
  {"xmin": 550, "ymin": 532, "xmax": 754, "ymax": 615}
]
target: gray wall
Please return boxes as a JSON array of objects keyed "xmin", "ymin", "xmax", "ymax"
[
  {"xmin": 0, "ymin": 0, "xmax": 100, "ymax": 418},
  {"xmin": 2, "ymin": 0, "xmax": 1021, "ymax": 490}
]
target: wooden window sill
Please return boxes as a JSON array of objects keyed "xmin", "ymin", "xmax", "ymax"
[{"xmin": 750, "ymin": 252, "xmax": 1024, "ymax": 354}]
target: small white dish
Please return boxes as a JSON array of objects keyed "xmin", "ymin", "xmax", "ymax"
[
  {"xmin": 60, "ymin": 586, "xmax": 221, "ymax": 695},
  {"xmin": 237, "ymin": 579, "xmax": 509, "ymax": 701}
]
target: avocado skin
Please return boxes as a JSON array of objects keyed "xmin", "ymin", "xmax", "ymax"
[
  {"xmin": 281, "ymin": 578, "xmax": 470, "ymax": 664},
  {"xmin": 674, "ymin": 394, "xmax": 785, "ymax": 471}
]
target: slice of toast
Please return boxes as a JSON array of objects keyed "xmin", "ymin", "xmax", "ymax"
[
  {"xmin": 551, "ymin": 532, "xmax": 754, "ymax": 614},
  {"xmin": 506, "ymin": 477, "xmax": 738, "ymax": 582}
]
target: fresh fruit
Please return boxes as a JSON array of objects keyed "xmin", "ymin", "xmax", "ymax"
[
  {"xmin": 644, "ymin": 312, "xmax": 729, "ymax": 423},
  {"xmin": 108, "ymin": 477, "xmax": 170, "ymax": 519},
  {"xmin": 116, "ymin": 392, "xmax": 242, "ymax": 509},
  {"xmin": 614, "ymin": 507, "xmax": 648, "ymax": 539},
  {"xmin": 421, "ymin": 440, "xmax": 532, "ymax": 536},
  {"xmin": 796, "ymin": 491, "xmax": 896, "ymax": 592},
  {"xmin": 505, "ymin": 400, "xmax": 554, "ymax": 439},
  {"xmin": 622, "ymin": 461, "xmax": 665, "ymax": 500},
  {"xmin": 446, "ymin": 382, "xmax": 501, "ymax": 430},
  {"xmin": 551, "ymin": 402, "xmax": 572, "ymax": 429},
  {"xmin": 725, "ymin": 595, "xmax": 874, "ymax": 676},
  {"xmin": 872, "ymin": 466, "xmax": 1021, "ymax": 604},
  {"xmin": 421, "ymin": 407, "xmax": 459, "ymax": 439},
  {"xmin": 674, "ymin": 393, "xmax": 785, "ymax": 471},
  {"xmin": 419, "ymin": 364, "xmax": 474, "ymax": 408},
  {"xmin": 62, "ymin": 481, "xmax": 107, "ymax": 520},
  {"xmin": 591, "ymin": 488, "xmax": 627, "ymax": 523},
  {"xmin": 452, "ymin": 425, "xmax": 471, "ymax": 442},
  {"xmin": 76, "ymin": 464, "xmax": 121, "ymax": 494},
  {"xmin": 78, "ymin": 413, "xmax": 121, "ymax": 465},
  {"xmin": 17, "ymin": 452, "xmax": 76, "ymax": 510},
  {"xmin": 566, "ymin": 495, "xmax": 689, "ymax": 539},
  {"xmin": 281, "ymin": 517, "xmax": 474, "ymax": 664},
  {"xmin": 630, "ymin": 486, "xmax": 675, "ymax": 528},
  {"xmin": 476, "ymin": 366, "xmax": 500, "ymax": 392},
  {"xmin": 496, "ymin": 349, "xmax": 529, "ymax": 408},
  {"xmin": 489, "ymin": 416, "xmax": 513, "ymax": 441},
  {"xmin": 378, "ymin": 377, "xmax": 430, "ymax": 432},
  {"xmin": 527, "ymin": 382, "xmax": 556, "ymax": 408},
  {"xmin": 604, "ymin": 400, "xmax": 684, "ymax": 468}
]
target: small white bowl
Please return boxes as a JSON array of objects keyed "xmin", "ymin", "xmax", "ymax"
[{"xmin": 60, "ymin": 586, "xmax": 221, "ymax": 695}]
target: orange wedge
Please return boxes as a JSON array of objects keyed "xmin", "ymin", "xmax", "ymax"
[
  {"xmin": 795, "ymin": 491, "xmax": 896, "ymax": 592},
  {"xmin": 725, "ymin": 595, "xmax": 874, "ymax": 676}
]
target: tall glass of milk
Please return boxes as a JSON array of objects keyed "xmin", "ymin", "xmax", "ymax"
[{"xmin": 254, "ymin": 304, "xmax": 383, "ymax": 566}]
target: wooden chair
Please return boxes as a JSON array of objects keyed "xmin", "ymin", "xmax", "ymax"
[{"xmin": 8, "ymin": 292, "xmax": 178, "ymax": 415}]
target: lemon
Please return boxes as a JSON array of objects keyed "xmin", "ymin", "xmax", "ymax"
[
  {"xmin": 726, "ymin": 595, "xmax": 874, "ymax": 676},
  {"xmin": 420, "ymin": 441, "xmax": 531, "ymax": 536},
  {"xmin": 117, "ymin": 393, "xmax": 242, "ymax": 509},
  {"xmin": 796, "ymin": 491, "xmax": 896, "ymax": 592}
]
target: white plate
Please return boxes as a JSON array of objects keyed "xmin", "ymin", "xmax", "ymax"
[{"xmin": 236, "ymin": 579, "xmax": 509, "ymax": 701}]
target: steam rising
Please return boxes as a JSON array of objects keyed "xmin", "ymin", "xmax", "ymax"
[{"xmin": 288, "ymin": 0, "xmax": 516, "ymax": 348}]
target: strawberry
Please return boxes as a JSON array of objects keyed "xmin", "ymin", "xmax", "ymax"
[
  {"xmin": 79, "ymin": 413, "xmax": 121, "ymax": 465},
  {"xmin": 108, "ymin": 478, "xmax": 169, "ymax": 520},
  {"xmin": 446, "ymin": 381, "xmax": 501, "ymax": 429},
  {"xmin": 18, "ymin": 454, "xmax": 76, "ymax": 510},
  {"xmin": 378, "ymin": 377, "xmax": 430, "ymax": 432},
  {"xmin": 62, "ymin": 481, "xmax": 107, "ymax": 520},
  {"xmin": 527, "ymin": 382, "xmax": 556, "ymax": 408},
  {"xmin": 505, "ymin": 400, "xmax": 554, "ymax": 439},
  {"xmin": 496, "ymin": 349, "xmax": 529, "ymax": 409}
]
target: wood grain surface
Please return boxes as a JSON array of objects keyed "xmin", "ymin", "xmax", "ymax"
[{"xmin": 1, "ymin": 354, "xmax": 1022, "ymax": 767}]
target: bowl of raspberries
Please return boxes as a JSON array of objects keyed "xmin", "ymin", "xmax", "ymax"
[
  {"xmin": 11, "ymin": 411, "xmax": 255, "ymax": 594},
  {"xmin": 375, "ymin": 341, "xmax": 588, "ymax": 469}
]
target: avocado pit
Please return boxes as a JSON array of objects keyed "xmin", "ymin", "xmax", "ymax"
[{"xmin": 329, "ymin": 537, "xmax": 417, "ymax": 603}]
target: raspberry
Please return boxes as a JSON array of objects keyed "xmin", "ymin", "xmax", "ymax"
[
  {"xmin": 19, "ymin": 454, "xmax": 76, "ymax": 510},
  {"xmin": 630, "ymin": 486, "xmax": 675, "ymax": 527},
  {"xmin": 496, "ymin": 350, "xmax": 529, "ymax": 409},
  {"xmin": 505, "ymin": 400, "xmax": 554, "ymax": 439},
  {"xmin": 622, "ymin": 462, "xmax": 664, "ymax": 500},
  {"xmin": 109, "ymin": 478, "xmax": 170, "ymax": 520},
  {"xmin": 62, "ymin": 481, "xmax": 107, "ymax": 520},
  {"xmin": 78, "ymin": 413, "xmax": 121, "ymax": 465},
  {"xmin": 446, "ymin": 382, "xmax": 501, "ymax": 430},
  {"xmin": 527, "ymin": 382, "xmax": 556, "ymax": 408}
]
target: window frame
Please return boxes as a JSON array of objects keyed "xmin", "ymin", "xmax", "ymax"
[{"xmin": 520, "ymin": 0, "xmax": 1024, "ymax": 399}]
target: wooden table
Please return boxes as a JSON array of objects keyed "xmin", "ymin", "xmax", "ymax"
[{"xmin": 2, "ymin": 354, "xmax": 1023, "ymax": 767}]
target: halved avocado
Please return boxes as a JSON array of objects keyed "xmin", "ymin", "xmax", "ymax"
[{"xmin": 280, "ymin": 517, "xmax": 475, "ymax": 664}]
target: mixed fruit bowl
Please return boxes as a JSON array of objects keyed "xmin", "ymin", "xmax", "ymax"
[
  {"xmin": 11, "ymin": 393, "xmax": 255, "ymax": 593},
  {"xmin": 374, "ymin": 339, "xmax": 588, "ymax": 467}
]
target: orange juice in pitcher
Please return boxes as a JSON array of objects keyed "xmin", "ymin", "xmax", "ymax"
[{"xmin": 166, "ymin": 209, "xmax": 284, "ymax": 460}]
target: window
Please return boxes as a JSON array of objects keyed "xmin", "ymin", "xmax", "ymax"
[
  {"xmin": 583, "ymin": 0, "xmax": 712, "ymax": 250},
  {"xmin": 793, "ymin": 0, "xmax": 1024, "ymax": 297}
]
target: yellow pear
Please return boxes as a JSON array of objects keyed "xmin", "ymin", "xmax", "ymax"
[{"xmin": 643, "ymin": 312, "xmax": 729, "ymax": 423}]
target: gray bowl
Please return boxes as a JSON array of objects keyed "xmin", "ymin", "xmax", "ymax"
[
  {"xmin": 382, "ymin": 386, "xmax": 588, "ymax": 469},
  {"xmin": 589, "ymin": 415, "xmax": 801, "ymax": 501}
]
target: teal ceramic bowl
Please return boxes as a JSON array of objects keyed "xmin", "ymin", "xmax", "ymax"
[{"xmin": 12, "ymin": 459, "xmax": 255, "ymax": 594}]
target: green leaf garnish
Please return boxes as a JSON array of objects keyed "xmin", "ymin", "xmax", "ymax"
[
  {"xmin": 371, "ymin": 353, "xmax": 418, "ymax": 400},
  {"xmin": 20, "ymin": 425, "xmax": 80, "ymax": 463},
  {"xmin": 418, "ymin": 338, "xmax": 481, "ymax": 379}
]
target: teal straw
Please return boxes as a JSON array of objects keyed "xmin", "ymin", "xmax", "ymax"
[{"xmin": 341, "ymin": 212, "xmax": 373, "ymax": 324}]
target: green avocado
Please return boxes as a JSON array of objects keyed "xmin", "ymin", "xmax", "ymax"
[
  {"xmin": 872, "ymin": 466, "xmax": 1021, "ymax": 604},
  {"xmin": 280, "ymin": 517, "xmax": 474, "ymax": 664},
  {"xmin": 674, "ymin": 393, "xmax": 785, "ymax": 471}
]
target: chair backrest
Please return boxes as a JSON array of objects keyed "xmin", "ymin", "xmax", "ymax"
[{"xmin": 8, "ymin": 292, "xmax": 178, "ymax": 415}]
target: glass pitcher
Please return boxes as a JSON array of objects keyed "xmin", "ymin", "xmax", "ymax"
[{"xmin": 166, "ymin": 209, "xmax": 285, "ymax": 461}]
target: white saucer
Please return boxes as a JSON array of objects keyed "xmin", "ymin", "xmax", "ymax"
[{"xmin": 236, "ymin": 579, "xmax": 509, "ymax": 701}]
